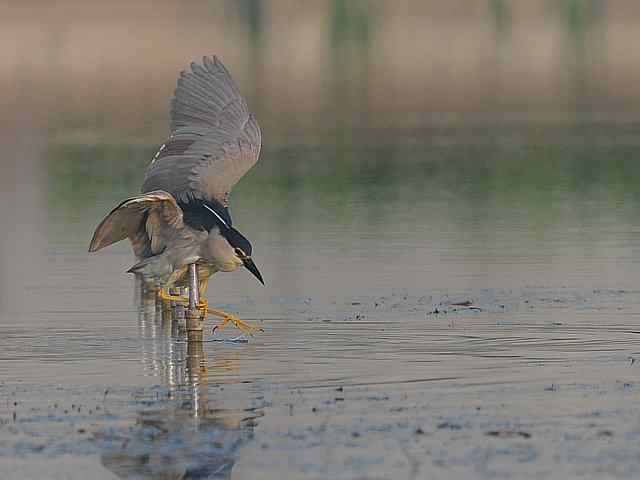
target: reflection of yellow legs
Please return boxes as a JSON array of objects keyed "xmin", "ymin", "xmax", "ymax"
[{"xmin": 158, "ymin": 288, "xmax": 263, "ymax": 336}]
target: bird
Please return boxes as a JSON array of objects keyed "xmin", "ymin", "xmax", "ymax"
[{"xmin": 88, "ymin": 56, "xmax": 264, "ymax": 335}]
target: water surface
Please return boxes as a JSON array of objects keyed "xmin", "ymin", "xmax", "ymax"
[{"xmin": 3, "ymin": 133, "xmax": 640, "ymax": 478}]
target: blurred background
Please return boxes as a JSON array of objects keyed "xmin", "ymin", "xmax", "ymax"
[
  {"xmin": 4, "ymin": 5, "xmax": 640, "ymax": 477},
  {"xmin": 4, "ymin": 0, "xmax": 640, "ymax": 140},
  {"xmin": 2, "ymin": 0, "xmax": 640, "ymax": 315}
]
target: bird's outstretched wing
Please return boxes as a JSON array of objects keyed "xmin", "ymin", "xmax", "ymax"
[
  {"xmin": 142, "ymin": 56, "xmax": 262, "ymax": 207},
  {"xmin": 88, "ymin": 191, "xmax": 184, "ymax": 258}
]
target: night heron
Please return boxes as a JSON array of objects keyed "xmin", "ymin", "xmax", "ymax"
[{"xmin": 89, "ymin": 56, "xmax": 264, "ymax": 335}]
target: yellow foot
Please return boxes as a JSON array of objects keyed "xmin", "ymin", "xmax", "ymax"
[
  {"xmin": 207, "ymin": 306, "xmax": 264, "ymax": 337},
  {"xmin": 158, "ymin": 288, "xmax": 188, "ymax": 304},
  {"xmin": 158, "ymin": 290, "xmax": 263, "ymax": 336},
  {"xmin": 197, "ymin": 299, "xmax": 209, "ymax": 318}
]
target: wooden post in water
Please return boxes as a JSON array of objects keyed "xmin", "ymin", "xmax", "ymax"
[
  {"xmin": 186, "ymin": 263, "xmax": 204, "ymax": 333},
  {"xmin": 161, "ymin": 289, "xmax": 173, "ymax": 318},
  {"xmin": 186, "ymin": 330, "xmax": 207, "ymax": 418},
  {"xmin": 174, "ymin": 287, "xmax": 186, "ymax": 324}
]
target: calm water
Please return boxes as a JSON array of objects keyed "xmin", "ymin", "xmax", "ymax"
[{"xmin": 3, "ymin": 132, "xmax": 640, "ymax": 478}]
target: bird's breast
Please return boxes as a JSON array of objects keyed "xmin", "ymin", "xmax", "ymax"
[
  {"xmin": 196, "ymin": 263, "xmax": 215, "ymax": 279},
  {"xmin": 213, "ymin": 259, "xmax": 241, "ymax": 273}
]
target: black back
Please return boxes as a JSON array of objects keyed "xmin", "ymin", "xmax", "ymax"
[
  {"xmin": 179, "ymin": 198, "xmax": 232, "ymax": 231},
  {"xmin": 179, "ymin": 198, "xmax": 252, "ymax": 255}
]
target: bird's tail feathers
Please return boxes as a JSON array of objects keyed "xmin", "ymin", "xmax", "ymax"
[{"xmin": 127, "ymin": 256, "xmax": 155, "ymax": 274}]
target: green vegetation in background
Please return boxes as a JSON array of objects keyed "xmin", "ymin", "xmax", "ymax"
[
  {"xmin": 237, "ymin": 0, "xmax": 262, "ymax": 49},
  {"xmin": 491, "ymin": 0, "xmax": 511, "ymax": 35},
  {"xmin": 47, "ymin": 141, "xmax": 640, "ymax": 238},
  {"xmin": 46, "ymin": 144, "xmax": 150, "ymax": 218},
  {"xmin": 561, "ymin": 0, "xmax": 602, "ymax": 119},
  {"xmin": 330, "ymin": 0, "xmax": 372, "ymax": 50},
  {"xmin": 564, "ymin": 0, "xmax": 602, "ymax": 35}
]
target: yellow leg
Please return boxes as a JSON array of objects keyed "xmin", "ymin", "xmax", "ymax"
[
  {"xmin": 159, "ymin": 287, "xmax": 263, "ymax": 336},
  {"xmin": 157, "ymin": 266, "xmax": 190, "ymax": 304},
  {"xmin": 198, "ymin": 276, "xmax": 209, "ymax": 299}
]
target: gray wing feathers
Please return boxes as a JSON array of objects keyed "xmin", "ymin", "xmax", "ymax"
[
  {"xmin": 143, "ymin": 56, "xmax": 261, "ymax": 205},
  {"xmin": 195, "ymin": 136, "xmax": 260, "ymax": 205},
  {"xmin": 170, "ymin": 58, "xmax": 244, "ymax": 131}
]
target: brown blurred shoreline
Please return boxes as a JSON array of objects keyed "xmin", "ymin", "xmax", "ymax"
[{"xmin": 2, "ymin": 0, "xmax": 640, "ymax": 144}]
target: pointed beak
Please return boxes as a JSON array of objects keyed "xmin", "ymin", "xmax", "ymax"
[{"xmin": 243, "ymin": 257, "xmax": 264, "ymax": 285}]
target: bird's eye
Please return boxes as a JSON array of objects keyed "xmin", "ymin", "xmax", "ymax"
[{"xmin": 234, "ymin": 248, "xmax": 245, "ymax": 258}]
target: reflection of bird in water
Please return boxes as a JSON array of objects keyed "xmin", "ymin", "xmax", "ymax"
[
  {"xmin": 89, "ymin": 56, "xmax": 264, "ymax": 336},
  {"xmin": 100, "ymin": 299, "xmax": 262, "ymax": 479}
]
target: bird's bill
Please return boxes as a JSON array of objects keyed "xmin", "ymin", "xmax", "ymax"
[{"xmin": 243, "ymin": 258, "xmax": 264, "ymax": 285}]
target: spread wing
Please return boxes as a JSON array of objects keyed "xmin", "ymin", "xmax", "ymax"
[
  {"xmin": 88, "ymin": 191, "xmax": 184, "ymax": 258},
  {"xmin": 142, "ymin": 56, "xmax": 262, "ymax": 207}
]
